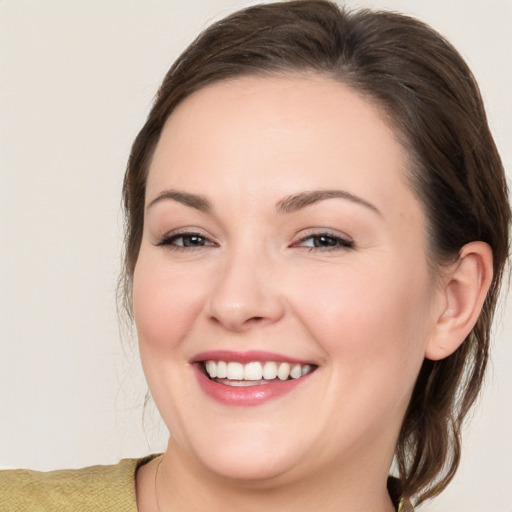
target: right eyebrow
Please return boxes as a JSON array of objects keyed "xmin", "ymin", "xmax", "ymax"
[{"xmin": 146, "ymin": 190, "xmax": 212, "ymax": 213}]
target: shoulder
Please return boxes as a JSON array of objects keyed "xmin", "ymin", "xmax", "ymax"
[{"xmin": 0, "ymin": 455, "xmax": 158, "ymax": 512}]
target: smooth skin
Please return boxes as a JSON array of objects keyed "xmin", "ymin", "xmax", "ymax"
[{"xmin": 133, "ymin": 75, "xmax": 493, "ymax": 512}]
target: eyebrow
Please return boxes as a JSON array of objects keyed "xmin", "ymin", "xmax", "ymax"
[
  {"xmin": 146, "ymin": 188, "xmax": 381, "ymax": 216},
  {"xmin": 276, "ymin": 189, "xmax": 381, "ymax": 216},
  {"xmin": 147, "ymin": 190, "xmax": 212, "ymax": 212}
]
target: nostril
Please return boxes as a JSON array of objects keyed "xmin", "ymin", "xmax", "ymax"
[{"xmin": 245, "ymin": 316, "xmax": 268, "ymax": 326}]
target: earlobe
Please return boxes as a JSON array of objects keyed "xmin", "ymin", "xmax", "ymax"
[{"xmin": 425, "ymin": 242, "xmax": 493, "ymax": 361}]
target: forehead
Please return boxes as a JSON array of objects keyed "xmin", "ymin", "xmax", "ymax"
[{"xmin": 146, "ymin": 74, "xmax": 417, "ymax": 222}]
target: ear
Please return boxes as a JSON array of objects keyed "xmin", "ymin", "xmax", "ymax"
[{"xmin": 425, "ymin": 242, "xmax": 493, "ymax": 361}]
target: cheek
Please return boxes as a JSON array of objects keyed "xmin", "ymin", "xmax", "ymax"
[
  {"xmin": 292, "ymin": 259, "xmax": 433, "ymax": 381},
  {"xmin": 132, "ymin": 253, "xmax": 215, "ymax": 433},
  {"xmin": 132, "ymin": 254, "xmax": 207, "ymax": 354}
]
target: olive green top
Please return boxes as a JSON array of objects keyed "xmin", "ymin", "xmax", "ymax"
[
  {"xmin": 0, "ymin": 456, "xmax": 412, "ymax": 511},
  {"xmin": 0, "ymin": 456, "xmax": 154, "ymax": 512}
]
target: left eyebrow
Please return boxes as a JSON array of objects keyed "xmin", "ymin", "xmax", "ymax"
[{"xmin": 276, "ymin": 189, "xmax": 382, "ymax": 216}]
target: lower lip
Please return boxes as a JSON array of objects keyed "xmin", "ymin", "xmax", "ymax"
[{"xmin": 193, "ymin": 365, "xmax": 313, "ymax": 407}]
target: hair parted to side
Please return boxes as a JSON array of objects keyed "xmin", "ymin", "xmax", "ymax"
[{"xmin": 121, "ymin": 0, "xmax": 510, "ymax": 506}]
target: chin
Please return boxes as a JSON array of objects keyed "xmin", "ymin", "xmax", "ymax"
[
  {"xmin": 177, "ymin": 421, "xmax": 312, "ymax": 484},
  {"xmin": 197, "ymin": 447, "xmax": 299, "ymax": 484}
]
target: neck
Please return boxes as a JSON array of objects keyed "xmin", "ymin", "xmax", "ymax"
[{"xmin": 148, "ymin": 441, "xmax": 396, "ymax": 512}]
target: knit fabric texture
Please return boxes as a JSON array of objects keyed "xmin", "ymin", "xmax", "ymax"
[{"xmin": 0, "ymin": 455, "xmax": 157, "ymax": 512}]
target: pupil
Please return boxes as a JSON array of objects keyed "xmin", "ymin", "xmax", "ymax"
[
  {"xmin": 315, "ymin": 235, "xmax": 336, "ymax": 247},
  {"xmin": 185, "ymin": 235, "xmax": 203, "ymax": 247}
]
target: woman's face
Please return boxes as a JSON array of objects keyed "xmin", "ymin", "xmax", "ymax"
[{"xmin": 133, "ymin": 75, "xmax": 444, "ymax": 484}]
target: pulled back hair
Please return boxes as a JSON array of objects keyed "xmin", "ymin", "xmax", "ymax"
[{"xmin": 122, "ymin": 0, "xmax": 510, "ymax": 506}]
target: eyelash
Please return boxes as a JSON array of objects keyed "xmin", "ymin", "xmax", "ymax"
[
  {"xmin": 154, "ymin": 231, "xmax": 354, "ymax": 253},
  {"xmin": 293, "ymin": 232, "xmax": 354, "ymax": 252},
  {"xmin": 154, "ymin": 231, "xmax": 216, "ymax": 251}
]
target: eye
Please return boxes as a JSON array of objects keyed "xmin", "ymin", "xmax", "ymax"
[
  {"xmin": 294, "ymin": 232, "xmax": 354, "ymax": 251},
  {"xmin": 154, "ymin": 232, "xmax": 216, "ymax": 250}
]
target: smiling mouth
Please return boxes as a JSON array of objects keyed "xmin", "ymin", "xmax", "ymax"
[{"xmin": 202, "ymin": 360, "xmax": 316, "ymax": 386}]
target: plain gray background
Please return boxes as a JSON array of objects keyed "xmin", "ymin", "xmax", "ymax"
[{"xmin": 1, "ymin": 1, "xmax": 511, "ymax": 510}]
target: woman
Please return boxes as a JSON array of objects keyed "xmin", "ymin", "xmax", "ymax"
[{"xmin": 1, "ymin": 1, "xmax": 509, "ymax": 511}]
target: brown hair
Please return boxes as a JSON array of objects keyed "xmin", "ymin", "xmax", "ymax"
[{"xmin": 121, "ymin": 0, "xmax": 510, "ymax": 505}]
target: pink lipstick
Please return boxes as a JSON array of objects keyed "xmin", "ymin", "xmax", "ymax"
[{"xmin": 192, "ymin": 350, "xmax": 316, "ymax": 407}]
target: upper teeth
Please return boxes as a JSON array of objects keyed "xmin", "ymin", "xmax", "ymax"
[{"xmin": 204, "ymin": 361, "xmax": 313, "ymax": 381}]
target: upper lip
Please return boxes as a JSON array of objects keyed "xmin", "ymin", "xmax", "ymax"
[{"xmin": 191, "ymin": 350, "xmax": 315, "ymax": 365}]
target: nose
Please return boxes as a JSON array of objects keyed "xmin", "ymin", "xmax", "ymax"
[{"xmin": 206, "ymin": 247, "xmax": 285, "ymax": 332}]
